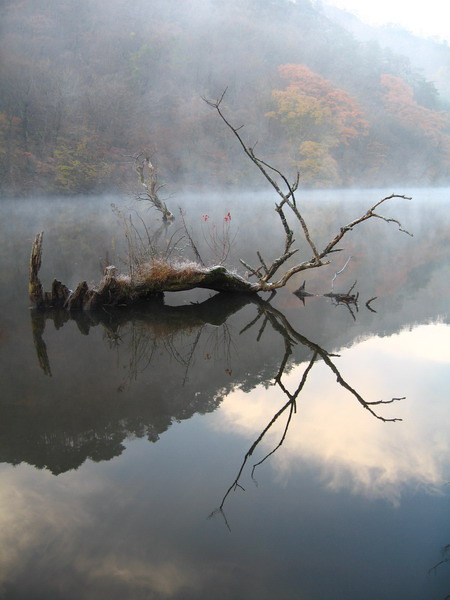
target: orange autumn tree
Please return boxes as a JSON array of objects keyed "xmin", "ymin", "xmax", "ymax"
[
  {"xmin": 267, "ymin": 64, "xmax": 369, "ymax": 186},
  {"xmin": 380, "ymin": 74, "xmax": 450, "ymax": 178}
]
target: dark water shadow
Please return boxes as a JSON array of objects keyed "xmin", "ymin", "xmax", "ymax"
[{"xmin": 13, "ymin": 294, "xmax": 404, "ymax": 483}]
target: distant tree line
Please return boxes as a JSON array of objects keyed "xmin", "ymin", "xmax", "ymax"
[{"xmin": 0, "ymin": 0, "xmax": 449, "ymax": 196}]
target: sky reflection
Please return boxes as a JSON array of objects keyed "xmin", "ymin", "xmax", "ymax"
[
  {"xmin": 214, "ymin": 322, "xmax": 450, "ymax": 504},
  {"xmin": 0, "ymin": 191, "xmax": 449, "ymax": 598},
  {"xmin": 0, "ymin": 459, "xmax": 220, "ymax": 599},
  {"xmin": 0, "ymin": 320, "xmax": 448, "ymax": 598}
]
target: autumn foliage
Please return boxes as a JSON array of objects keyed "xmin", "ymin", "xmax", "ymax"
[
  {"xmin": 276, "ymin": 64, "xmax": 369, "ymax": 142},
  {"xmin": 1, "ymin": 0, "xmax": 449, "ymax": 193},
  {"xmin": 380, "ymin": 74, "xmax": 450, "ymax": 163},
  {"xmin": 267, "ymin": 64, "xmax": 369, "ymax": 185}
]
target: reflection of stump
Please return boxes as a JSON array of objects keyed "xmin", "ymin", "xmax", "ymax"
[
  {"xmin": 29, "ymin": 232, "xmax": 45, "ymax": 308},
  {"xmin": 30, "ymin": 311, "xmax": 52, "ymax": 377}
]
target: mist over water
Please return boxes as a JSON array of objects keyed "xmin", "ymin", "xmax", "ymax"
[{"xmin": 0, "ymin": 188, "xmax": 449, "ymax": 599}]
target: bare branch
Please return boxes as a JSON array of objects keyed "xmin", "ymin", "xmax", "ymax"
[
  {"xmin": 250, "ymin": 152, "xmax": 298, "ymax": 206},
  {"xmin": 203, "ymin": 91, "xmax": 288, "ymax": 203},
  {"xmin": 179, "ymin": 208, "xmax": 205, "ymax": 266},
  {"xmin": 239, "ymin": 259, "xmax": 262, "ymax": 279},
  {"xmin": 371, "ymin": 213, "xmax": 414, "ymax": 236},
  {"xmin": 321, "ymin": 194, "xmax": 413, "ymax": 257},
  {"xmin": 284, "ymin": 200, "xmax": 321, "ymax": 260},
  {"xmin": 256, "ymin": 251, "xmax": 269, "ymax": 275}
]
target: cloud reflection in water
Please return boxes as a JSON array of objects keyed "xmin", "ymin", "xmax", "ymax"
[{"xmin": 214, "ymin": 323, "xmax": 450, "ymax": 504}]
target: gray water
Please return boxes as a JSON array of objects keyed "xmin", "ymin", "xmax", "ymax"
[{"xmin": 0, "ymin": 188, "xmax": 449, "ymax": 599}]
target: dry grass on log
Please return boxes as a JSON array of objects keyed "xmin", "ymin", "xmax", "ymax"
[{"xmin": 134, "ymin": 260, "xmax": 207, "ymax": 286}]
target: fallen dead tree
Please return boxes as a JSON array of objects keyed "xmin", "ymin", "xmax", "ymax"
[
  {"xmin": 29, "ymin": 232, "xmax": 258, "ymax": 311},
  {"xmin": 29, "ymin": 92, "xmax": 412, "ymax": 310}
]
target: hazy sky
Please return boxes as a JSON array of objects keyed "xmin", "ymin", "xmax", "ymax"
[{"xmin": 320, "ymin": 0, "xmax": 450, "ymax": 42}]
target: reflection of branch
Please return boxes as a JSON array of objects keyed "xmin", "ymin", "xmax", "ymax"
[
  {"xmin": 262, "ymin": 301, "xmax": 404, "ymax": 422},
  {"xmin": 252, "ymin": 352, "xmax": 317, "ymax": 478},
  {"xmin": 429, "ymin": 544, "xmax": 450, "ymax": 575},
  {"xmin": 366, "ymin": 297, "xmax": 378, "ymax": 313},
  {"xmin": 212, "ymin": 298, "xmax": 405, "ymax": 521},
  {"xmin": 182, "ymin": 328, "xmax": 203, "ymax": 386},
  {"xmin": 209, "ymin": 359, "xmax": 312, "ymax": 520}
]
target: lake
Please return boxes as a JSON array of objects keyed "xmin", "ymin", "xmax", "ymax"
[{"xmin": 0, "ymin": 188, "xmax": 449, "ymax": 599}]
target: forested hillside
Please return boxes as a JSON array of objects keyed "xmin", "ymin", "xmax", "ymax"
[{"xmin": 1, "ymin": 0, "xmax": 449, "ymax": 196}]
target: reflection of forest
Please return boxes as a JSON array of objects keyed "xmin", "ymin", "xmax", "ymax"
[
  {"xmin": 10, "ymin": 294, "xmax": 252, "ymax": 474},
  {"xmin": 0, "ymin": 292, "xmax": 404, "ymax": 475},
  {"xmin": 1, "ymin": 195, "xmax": 449, "ymax": 475}
]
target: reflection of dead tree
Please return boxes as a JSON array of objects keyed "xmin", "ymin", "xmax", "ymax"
[
  {"xmin": 211, "ymin": 298, "xmax": 404, "ymax": 523},
  {"xmin": 30, "ymin": 292, "xmax": 253, "ymax": 379},
  {"xmin": 263, "ymin": 300, "xmax": 404, "ymax": 421},
  {"xmin": 215, "ymin": 351, "xmax": 318, "ymax": 523},
  {"xmin": 30, "ymin": 310, "xmax": 52, "ymax": 377},
  {"xmin": 181, "ymin": 328, "xmax": 204, "ymax": 386},
  {"xmin": 429, "ymin": 544, "xmax": 450, "ymax": 583},
  {"xmin": 429, "ymin": 542, "xmax": 450, "ymax": 600}
]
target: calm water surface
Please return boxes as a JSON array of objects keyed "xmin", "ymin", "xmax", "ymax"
[{"xmin": 0, "ymin": 189, "xmax": 449, "ymax": 599}]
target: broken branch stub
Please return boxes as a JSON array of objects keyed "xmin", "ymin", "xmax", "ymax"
[
  {"xmin": 29, "ymin": 232, "xmax": 45, "ymax": 309},
  {"xmin": 134, "ymin": 152, "xmax": 174, "ymax": 222}
]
